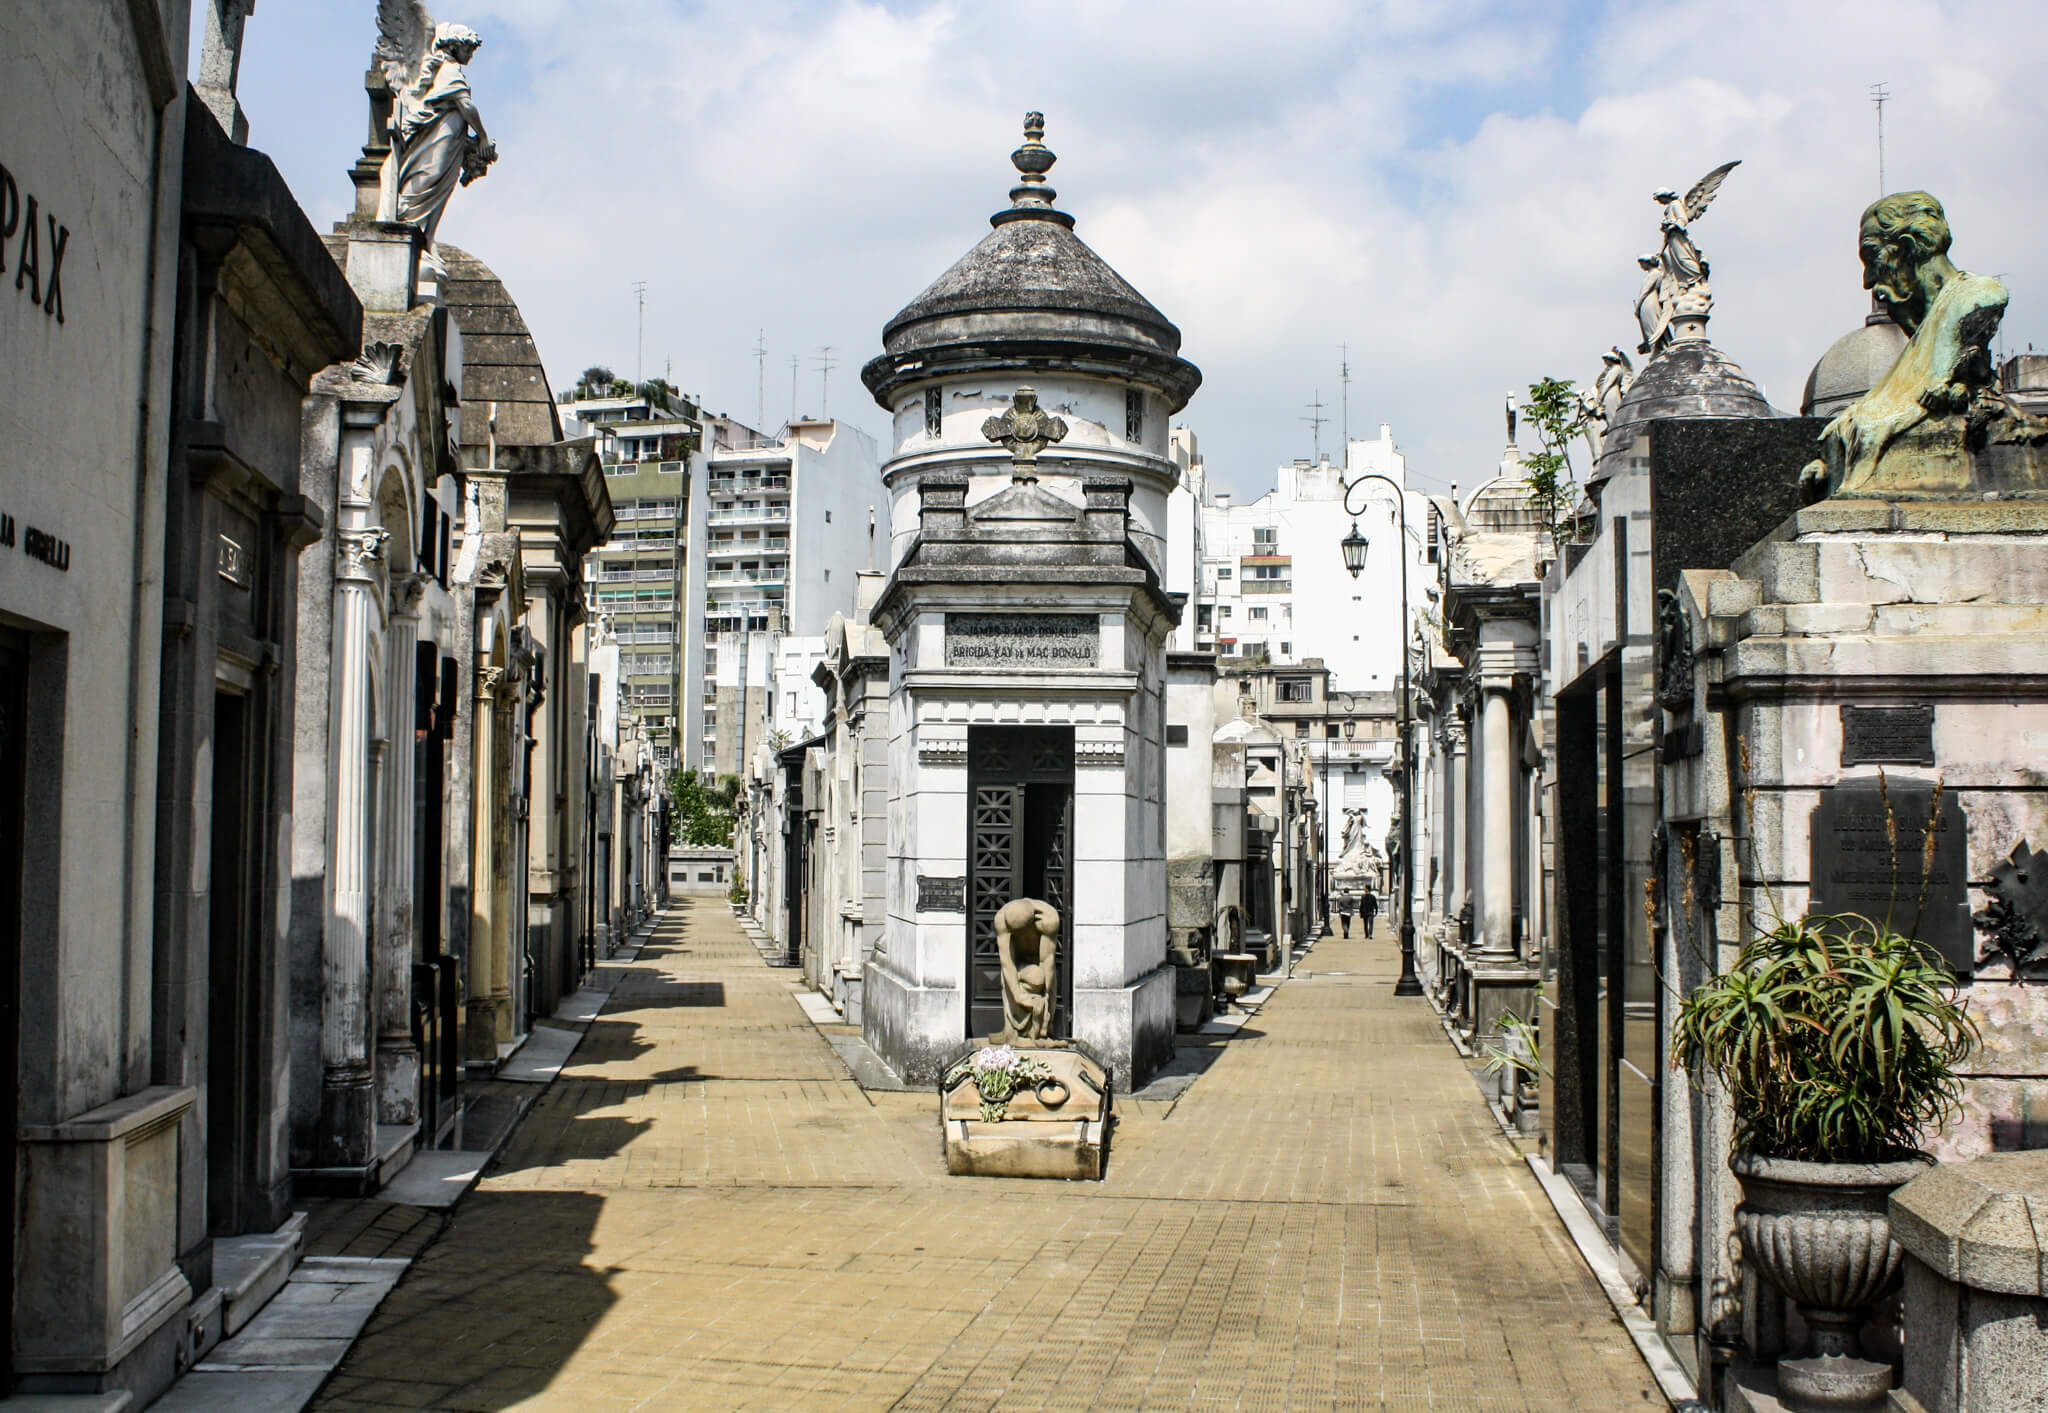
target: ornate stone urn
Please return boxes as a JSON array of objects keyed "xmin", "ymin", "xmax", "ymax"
[{"xmin": 1731, "ymin": 1151, "xmax": 1934, "ymax": 1406}]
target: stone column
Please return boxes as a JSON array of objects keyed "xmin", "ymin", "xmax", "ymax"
[
  {"xmin": 1478, "ymin": 684, "xmax": 1515, "ymax": 956},
  {"xmin": 1444, "ymin": 716, "xmax": 1468, "ymax": 927},
  {"xmin": 466, "ymin": 665, "xmax": 509, "ymax": 1059},
  {"xmin": 319, "ymin": 524, "xmax": 387, "ymax": 1167},
  {"xmin": 376, "ymin": 574, "xmax": 426, "ymax": 1124}
]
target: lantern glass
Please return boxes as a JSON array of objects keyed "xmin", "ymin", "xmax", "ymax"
[{"xmin": 1340, "ymin": 522, "xmax": 1368, "ymax": 578}]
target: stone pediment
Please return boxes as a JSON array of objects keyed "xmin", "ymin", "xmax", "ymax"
[{"xmin": 968, "ymin": 483, "xmax": 1082, "ymax": 527}]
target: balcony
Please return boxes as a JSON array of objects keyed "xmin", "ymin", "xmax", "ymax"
[
  {"xmin": 704, "ymin": 505, "xmax": 790, "ymax": 526},
  {"xmin": 1241, "ymin": 579, "xmax": 1292, "ymax": 595}
]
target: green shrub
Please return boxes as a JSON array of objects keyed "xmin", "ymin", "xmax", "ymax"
[{"xmin": 1673, "ymin": 913, "xmax": 1976, "ymax": 1162}]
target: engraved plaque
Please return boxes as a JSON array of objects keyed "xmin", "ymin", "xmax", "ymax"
[
  {"xmin": 916, "ymin": 875, "xmax": 966, "ymax": 913},
  {"xmin": 1809, "ymin": 782, "xmax": 1971, "ymax": 971},
  {"xmin": 217, "ymin": 533, "xmax": 252, "ymax": 589},
  {"xmin": 1841, "ymin": 705, "xmax": 1935, "ymax": 766},
  {"xmin": 945, "ymin": 613, "xmax": 1097, "ymax": 669}
]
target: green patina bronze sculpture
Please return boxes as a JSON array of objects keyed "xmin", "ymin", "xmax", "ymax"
[{"xmin": 1802, "ymin": 191, "xmax": 2047, "ymax": 502}]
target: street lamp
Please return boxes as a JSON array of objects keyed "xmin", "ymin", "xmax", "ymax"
[{"xmin": 1338, "ymin": 478, "xmax": 1423, "ymax": 998}]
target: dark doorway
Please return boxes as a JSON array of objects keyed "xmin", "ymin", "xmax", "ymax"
[
  {"xmin": 0, "ymin": 633, "xmax": 27, "ymax": 1392},
  {"xmin": 207, "ymin": 688, "xmax": 257, "ymax": 1236},
  {"xmin": 966, "ymin": 726, "xmax": 1073, "ymax": 1040}
]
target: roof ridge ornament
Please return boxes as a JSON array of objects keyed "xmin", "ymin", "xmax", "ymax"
[
  {"xmin": 982, "ymin": 386, "xmax": 1068, "ymax": 483},
  {"xmin": 992, "ymin": 111, "xmax": 1076, "ymax": 230}
]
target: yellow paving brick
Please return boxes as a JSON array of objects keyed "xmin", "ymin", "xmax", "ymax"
[{"xmin": 310, "ymin": 899, "xmax": 1663, "ymax": 1411}]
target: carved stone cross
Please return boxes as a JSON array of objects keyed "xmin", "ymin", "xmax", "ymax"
[{"xmin": 982, "ymin": 387, "xmax": 1068, "ymax": 483}]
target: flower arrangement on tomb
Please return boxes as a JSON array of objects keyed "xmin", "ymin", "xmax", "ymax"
[{"xmin": 952, "ymin": 1045, "xmax": 1055, "ymax": 1122}]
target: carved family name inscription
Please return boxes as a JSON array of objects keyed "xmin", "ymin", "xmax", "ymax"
[
  {"xmin": 1841, "ymin": 704, "xmax": 1935, "ymax": 766},
  {"xmin": 1809, "ymin": 781, "xmax": 1972, "ymax": 971},
  {"xmin": 945, "ymin": 613, "xmax": 1098, "ymax": 669}
]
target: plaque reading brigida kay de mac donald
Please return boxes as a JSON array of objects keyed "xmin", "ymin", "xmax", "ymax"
[
  {"xmin": 944, "ymin": 613, "xmax": 1098, "ymax": 669},
  {"xmin": 1808, "ymin": 780, "xmax": 1972, "ymax": 971}
]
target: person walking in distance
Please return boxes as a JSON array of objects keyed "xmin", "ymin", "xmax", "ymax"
[
  {"xmin": 1360, "ymin": 885, "xmax": 1380, "ymax": 940},
  {"xmin": 1336, "ymin": 892, "xmax": 1354, "ymax": 938}
]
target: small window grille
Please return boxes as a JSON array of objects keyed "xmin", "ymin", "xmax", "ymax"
[
  {"xmin": 1125, "ymin": 388, "xmax": 1145, "ymax": 443},
  {"xmin": 925, "ymin": 387, "xmax": 943, "ymax": 438}
]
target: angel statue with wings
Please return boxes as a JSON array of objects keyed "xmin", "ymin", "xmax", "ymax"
[
  {"xmin": 374, "ymin": 2, "xmax": 496, "ymax": 253},
  {"xmin": 1639, "ymin": 161, "xmax": 1739, "ymax": 353}
]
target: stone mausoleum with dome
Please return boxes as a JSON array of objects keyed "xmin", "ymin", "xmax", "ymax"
[{"xmin": 856, "ymin": 115, "xmax": 1201, "ymax": 1087}]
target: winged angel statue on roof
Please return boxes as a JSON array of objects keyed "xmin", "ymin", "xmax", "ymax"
[
  {"xmin": 1636, "ymin": 160, "xmax": 1739, "ymax": 355},
  {"xmin": 374, "ymin": 0, "xmax": 496, "ymax": 254}
]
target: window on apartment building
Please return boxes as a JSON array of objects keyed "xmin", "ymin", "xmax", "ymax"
[
  {"xmin": 1125, "ymin": 388, "xmax": 1144, "ymax": 442},
  {"xmin": 1248, "ymin": 607, "xmax": 1267, "ymax": 620},
  {"xmin": 1295, "ymin": 721, "xmax": 1309, "ymax": 737},
  {"xmin": 1219, "ymin": 606, "xmax": 1232, "ymax": 618},
  {"xmin": 1252, "ymin": 526, "xmax": 1277, "ymax": 547},
  {"xmin": 1277, "ymin": 678, "xmax": 1310, "ymax": 703},
  {"xmin": 1280, "ymin": 641, "xmax": 1292, "ymax": 655},
  {"xmin": 1326, "ymin": 724, "xmax": 1341, "ymax": 739},
  {"xmin": 1216, "ymin": 567, "xmax": 1232, "ymax": 579},
  {"xmin": 925, "ymin": 386, "xmax": 943, "ymax": 438},
  {"xmin": 825, "ymin": 510, "xmax": 832, "ymax": 523}
]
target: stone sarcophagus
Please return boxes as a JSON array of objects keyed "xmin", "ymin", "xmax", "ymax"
[{"xmin": 939, "ymin": 1044, "xmax": 1110, "ymax": 1180}]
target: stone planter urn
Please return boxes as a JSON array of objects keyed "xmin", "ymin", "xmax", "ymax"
[{"xmin": 1732, "ymin": 1151, "xmax": 1935, "ymax": 1407}]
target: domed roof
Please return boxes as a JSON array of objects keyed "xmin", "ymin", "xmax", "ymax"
[
  {"xmin": 438, "ymin": 243, "xmax": 563, "ymax": 461},
  {"xmin": 1463, "ymin": 475, "xmax": 1544, "ymax": 533},
  {"xmin": 863, "ymin": 114, "xmax": 1201, "ymax": 410},
  {"xmin": 1590, "ymin": 335, "xmax": 1776, "ymax": 484},
  {"xmin": 1801, "ymin": 299, "xmax": 1907, "ymax": 418}
]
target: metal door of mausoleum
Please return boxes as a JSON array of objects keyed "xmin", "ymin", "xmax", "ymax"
[{"xmin": 966, "ymin": 725, "xmax": 1073, "ymax": 1040}]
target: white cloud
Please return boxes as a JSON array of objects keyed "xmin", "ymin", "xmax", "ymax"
[{"xmin": 233, "ymin": 0, "xmax": 2048, "ymax": 496}]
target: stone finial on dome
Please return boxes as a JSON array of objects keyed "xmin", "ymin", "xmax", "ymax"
[{"xmin": 993, "ymin": 112, "xmax": 1075, "ymax": 229}]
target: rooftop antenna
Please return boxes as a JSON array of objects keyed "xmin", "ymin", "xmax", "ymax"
[
  {"xmin": 1302, "ymin": 390, "xmax": 1328, "ymax": 463},
  {"xmin": 1871, "ymin": 82, "xmax": 1890, "ymax": 195},
  {"xmin": 752, "ymin": 329, "xmax": 767, "ymax": 428},
  {"xmin": 1339, "ymin": 344, "xmax": 1352, "ymax": 462},
  {"xmin": 788, "ymin": 354, "xmax": 800, "ymax": 425},
  {"xmin": 817, "ymin": 345, "xmax": 837, "ymax": 418},
  {"xmin": 632, "ymin": 280, "xmax": 648, "ymax": 382}
]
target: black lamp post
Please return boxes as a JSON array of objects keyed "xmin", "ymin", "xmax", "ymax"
[{"xmin": 1338, "ymin": 478, "xmax": 1423, "ymax": 997}]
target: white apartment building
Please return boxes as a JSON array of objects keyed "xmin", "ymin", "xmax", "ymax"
[
  {"xmin": 684, "ymin": 415, "xmax": 880, "ymax": 773},
  {"xmin": 1165, "ymin": 425, "xmax": 1206, "ymax": 651},
  {"xmin": 1196, "ymin": 424, "xmax": 1431, "ymax": 884}
]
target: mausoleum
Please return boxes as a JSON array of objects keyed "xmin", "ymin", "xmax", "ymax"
[{"xmin": 857, "ymin": 115, "xmax": 1201, "ymax": 1086}]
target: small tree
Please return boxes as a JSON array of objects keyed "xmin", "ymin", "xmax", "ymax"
[
  {"xmin": 579, "ymin": 365, "xmax": 615, "ymax": 397},
  {"xmin": 1520, "ymin": 377, "xmax": 1590, "ymax": 542},
  {"xmin": 671, "ymin": 770, "xmax": 735, "ymax": 848}
]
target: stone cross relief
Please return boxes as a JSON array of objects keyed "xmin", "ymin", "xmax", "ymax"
[{"xmin": 982, "ymin": 387, "xmax": 1068, "ymax": 482}]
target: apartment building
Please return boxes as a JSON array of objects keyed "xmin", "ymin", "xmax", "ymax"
[
  {"xmin": 562, "ymin": 381, "xmax": 700, "ymax": 775},
  {"xmin": 684, "ymin": 416, "xmax": 879, "ymax": 774}
]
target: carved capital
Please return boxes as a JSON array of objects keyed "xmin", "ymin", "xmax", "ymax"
[
  {"xmin": 391, "ymin": 570, "xmax": 430, "ymax": 618},
  {"xmin": 336, "ymin": 525, "xmax": 390, "ymax": 582}
]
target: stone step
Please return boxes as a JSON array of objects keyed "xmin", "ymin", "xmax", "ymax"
[{"xmin": 213, "ymin": 1212, "xmax": 307, "ymax": 1337}]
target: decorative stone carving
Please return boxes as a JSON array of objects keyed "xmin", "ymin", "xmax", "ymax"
[
  {"xmin": 981, "ymin": 387, "xmax": 1068, "ymax": 482},
  {"xmin": 1975, "ymin": 840, "xmax": 2048, "ymax": 976},
  {"xmin": 1656, "ymin": 588, "xmax": 1694, "ymax": 712},
  {"xmin": 373, "ymin": 2, "xmax": 496, "ymax": 252},
  {"xmin": 1801, "ymin": 191, "xmax": 2047, "ymax": 502},
  {"xmin": 350, "ymin": 340, "xmax": 405, "ymax": 385},
  {"xmin": 1638, "ymin": 161, "xmax": 1739, "ymax": 355},
  {"xmin": 336, "ymin": 525, "xmax": 390, "ymax": 581},
  {"xmin": 992, "ymin": 898, "xmax": 1060, "ymax": 1044},
  {"xmin": 1074, "ymin": 738, "xmax": 1125, "ymax": 768}
]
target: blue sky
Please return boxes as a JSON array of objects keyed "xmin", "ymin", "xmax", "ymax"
[{"xmin": 221, "ymin": 0, "xmax": 2045, "ymax": 498}]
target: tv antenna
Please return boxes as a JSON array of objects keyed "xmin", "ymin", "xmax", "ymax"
[
  {"xmin": 817, "ymin": 346, "xmax": 837, "ymax": 417},
  {"xmin": 1302, "ymin": 391, "xmax": 1328, "ymax": 462},
  {"xmin": 1871, "ymin": 82, "xmax": 1890, "ymax": 195},
  {"xmin": 632, "ymin": 280, "xmax": 648, "ymax": 382},
  {"xmin": 789, "ymin": 354, "xmax": 800, "ymax": 424},
  {"xmin": 1339, "ymin": 343, "xmax": 1352, "ymax": 459},
  {"xmin": 752, "ymin": 329, "xmax": 767, "ymax": 428}
]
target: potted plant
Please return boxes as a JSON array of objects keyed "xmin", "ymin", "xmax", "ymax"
[{"xmin": 1674, "ymin": 912, "xmax": 1976, "ymax": 1405}]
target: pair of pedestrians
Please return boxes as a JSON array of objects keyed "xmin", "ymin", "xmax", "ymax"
[{"xmin": 1335, "ymin": 887, "xmax": 1379, "ymax": 939}]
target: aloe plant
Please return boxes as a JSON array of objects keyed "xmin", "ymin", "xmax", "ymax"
[{"xmin": 1673, "ymin": 913, "xmax": 1976, "ymax": 1163}]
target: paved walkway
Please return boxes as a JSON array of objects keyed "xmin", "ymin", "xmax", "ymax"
[{"xmin": 310, "ymin": 902, "xmax": 1663, "ymax": 1412}]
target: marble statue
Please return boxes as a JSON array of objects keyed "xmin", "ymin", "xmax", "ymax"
[
  {"xmin": 992, "ymin": 898, "xmax": 1060, "ymax": 1043},
  {"xmin": 1580, "ymin": 347, "xmax": 1635, "ymax": 460},
  {"xmin": 1802, "ymin": 191, "xmax": 2044, "ymax": 501},
  {"xmin": 982, "ymin": 387, "xmax": 1068, "ymax": 483},
  {"xmin": 374, "ymin": 2, "xmax": 496, "ymax": 252},
  {"xmin": 1638, "ymin": 162, "xmax": 1739, "ymax": 354}
]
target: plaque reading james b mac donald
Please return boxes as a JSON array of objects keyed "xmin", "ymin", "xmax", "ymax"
[
  {"xmin": 1809, "ymin": 782, "xmax": 1972, "ymax": 971},
  {"xmin": 945, "ymin": 613, "xmax": 1097, "ymax": 669}
]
